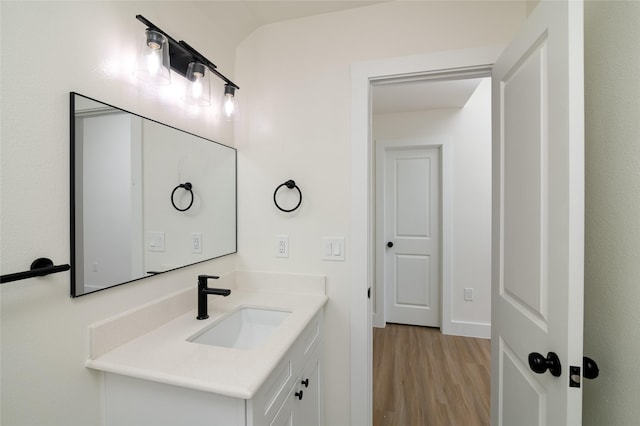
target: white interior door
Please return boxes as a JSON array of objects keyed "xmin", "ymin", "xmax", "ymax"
[
  {"xmin": 491, "ymin": 1, "xmax": 584, "ymax": 425},
  {"xmin": 382, "ymin": 145, "xmax": 441, "ymax": 327}
]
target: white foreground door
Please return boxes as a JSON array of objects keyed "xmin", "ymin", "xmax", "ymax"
[
  {"xmin": 382, "ymin": 145, "xmax": 441, "ymax": 327},
  {"xmin": 491, "ymin": 1, "xmax": 584, "ymax": 425}
]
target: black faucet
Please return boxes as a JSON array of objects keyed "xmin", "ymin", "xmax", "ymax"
[{"xmin": 197, "ymin": 275, "xmax": 231, "ymax": 320}]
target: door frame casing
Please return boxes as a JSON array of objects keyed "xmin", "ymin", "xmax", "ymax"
[
  {"xmin": 350, "ymin": 45, "xmax": 504, "ymax": 426},
  {"xmin": 374, "ymin": 139, "xmax": 451, "ymax": 330}
]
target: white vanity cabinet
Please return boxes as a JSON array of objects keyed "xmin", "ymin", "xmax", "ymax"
[{"xmin": 104, "ymin": 311, "xmax": 324, "ymax": 426}]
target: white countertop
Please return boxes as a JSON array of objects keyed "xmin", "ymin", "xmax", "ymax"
[{"xmin": 86, "ymin": 282, "xmax": 327, "ymax": 400}]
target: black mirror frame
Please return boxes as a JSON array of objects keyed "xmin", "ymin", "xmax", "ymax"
[{"xmin": 69, "ymin": 92, "xmax": 237, "ymax": 297}]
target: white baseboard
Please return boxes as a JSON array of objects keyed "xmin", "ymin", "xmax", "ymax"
[
  {"xmin": 372, "ymin": 315, "xmax": 490, "ymax": 339},
  {"xmin": 442, "ymin": 320, "xmax": 491, "ymax": 339},
  {"xmin": 372, "ymin": 312, "xmax": 385, "ymax": 328}
]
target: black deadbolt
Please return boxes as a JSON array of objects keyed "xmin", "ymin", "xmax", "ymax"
[{"xmin": 583, "ymin": 356, "xmax": 599, "ymax": 379}]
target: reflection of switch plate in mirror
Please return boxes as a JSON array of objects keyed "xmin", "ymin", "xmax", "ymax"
[
  {"xmin": 322, "ymin": 237, "xmax": 345, "ymax": 261},
  {"xmin": 464, "ymin": 288, "xmax": 474, "ymax": 301},
  {"xmin": 192, "ymin": 232, "xmax": 202, "ymax": 254},
  {"xmin": 147, "ymin": 231, "xmax": 165, "ymax": 252}
]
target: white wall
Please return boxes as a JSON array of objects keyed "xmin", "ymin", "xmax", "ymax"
[
  {"xmin": 373, "ymin": 78, "xmax": 492, "ymax": 336},
  {"xmin": 0, "ymin": 2, "xmax": 236, "ymax": 425},
  {"xmin": 583, "ymin": 1, "xmax": 640, "ymax": 424},
  {"xmin": 235, "ymin": 3, "xmax": 524, "ymax": 424}
]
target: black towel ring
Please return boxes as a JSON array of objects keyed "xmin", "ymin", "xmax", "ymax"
[
  {"xmin": 171, "ymin": 182, "xmax": 194, "ymax": 212},
  {"xmin": 274, "ymin": 180, "xmax": 302, "ymax": 212}
]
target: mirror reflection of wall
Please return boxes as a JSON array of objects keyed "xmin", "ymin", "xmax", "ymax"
[
  {"xmin": 142, "ymin": 120, "xmax": 236, "ymax": 273},
  {"xmin": 71, "ymin": 93, "xmax": 237, "ymax": 297}
]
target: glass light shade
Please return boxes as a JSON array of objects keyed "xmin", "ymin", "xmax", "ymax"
[
  {"xmin": 222, "ymin": 85, "xmax": 238, "ymax": 121},
  {"xmin": 133, "ymin": 29, "xmax": 171, "ymax": 85},
  {"xmin": 184, "ymin": 62, "xmax": 212, "ymax": 106}
]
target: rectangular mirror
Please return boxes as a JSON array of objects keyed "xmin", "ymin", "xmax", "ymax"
[{"xmin": 70, "ymin": 92, "xmax": 237, "ymax": 297}]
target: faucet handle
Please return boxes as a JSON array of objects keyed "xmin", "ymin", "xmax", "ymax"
[{"xmin": 198, "ymin": 274, "xmax": 219, "ymax": 280}]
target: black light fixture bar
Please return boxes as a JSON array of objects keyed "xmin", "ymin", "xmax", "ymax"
[
  {"xmin": 180, "ymin": 40, "xmax": 239, "ymax": 89},
  {"xmin": 135, "ymin": 14, "xmax": 239, "ymax": 90}
]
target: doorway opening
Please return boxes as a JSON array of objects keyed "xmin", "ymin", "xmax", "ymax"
[
  {"xmin": 349, "ymin": 45, "xmax": 503, "ymax": 425},
  {"xmin": 370, "ymin": 71, "xmax": 492, "ymax": 425},
  {"xmin": 371, "ymin": 72, "xmax": 492, "ymax": 334}
]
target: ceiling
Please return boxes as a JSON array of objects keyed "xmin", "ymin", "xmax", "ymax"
[
  {"xmin": 190, "ymin": 1, "xmax": 486, "ymax": 114},
  {"xmin": 372, "ymin": 77, "xmax": 486, "ymax": 114},
  {"xmin": 192, "ymin": 1, "xmax": 388, "ymax": 46}
]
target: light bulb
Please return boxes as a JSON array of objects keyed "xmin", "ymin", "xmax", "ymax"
[
  {"xmin": 133, "ymin": 29, "xmax": 171, "ymax": 85},
  {"xmin": 223, "ymin": 93, "xmax": 235, "ymax": 119},
  {"xmin": 191, "ymin": 76, "xmax": 203, "ymax": 99},
  {"xmin": 222, "ymin": 84, "xmax": 237, "ymax": 121},
  {"xmin": 146, "ymin": 49, "xmax": 161, "ymax": 75},
  {"xmin": 184, "ymin": 62, "xmax": 211, "ymax": 106}
]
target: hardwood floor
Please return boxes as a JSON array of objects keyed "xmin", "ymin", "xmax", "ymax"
[{"xmin": 373, "ymin": 324, "xmax": 491, "ymax": 426}]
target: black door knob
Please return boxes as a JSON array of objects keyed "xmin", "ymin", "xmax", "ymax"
[
  {"xmin": 583, "ymin": 356, "xmax": 599, "ymax": 379},
  {"xmin": 387, "ymin": 241, "xmax": 394, "ymax": 248},
  {"xmin": 528, "ymin": 351, "xmax": 562, "ymax": 377},
  {"xmin": 295, "ymin": 390, "xmax": 304, "ymax": 400}
]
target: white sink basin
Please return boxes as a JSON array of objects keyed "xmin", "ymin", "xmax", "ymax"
[{"xmin": 187, "ymin": 307, "xmax": 291, "ymax": 350}]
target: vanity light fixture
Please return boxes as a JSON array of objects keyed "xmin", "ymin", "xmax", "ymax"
[{"xmin": 134, "ymin": 15, "xmax": 239, "ymax": 116}]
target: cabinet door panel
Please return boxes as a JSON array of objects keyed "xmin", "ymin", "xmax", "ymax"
[
  {"xmin": 270, "ymin": 389, "xmax": 294, "ymax": 426},
  {"xmin": 293, "ymin": 353, "xmax": 321, "ymax": 426}
]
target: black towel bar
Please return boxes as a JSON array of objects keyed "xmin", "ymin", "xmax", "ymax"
[{"xmin": 0, "ymin": 258, "xmax": 71, "ymax": 284}]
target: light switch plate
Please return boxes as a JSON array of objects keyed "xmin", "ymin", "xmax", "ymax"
[
  {"xmin": 147, "ymin": 231, "xmax": 165, "ymax": 252},
  {"xmin": 322, "ymin": 236, "xmax": 345, "ymax": 261}
]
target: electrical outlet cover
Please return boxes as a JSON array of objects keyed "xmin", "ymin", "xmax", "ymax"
[
  {"xmin": 276, "ymin": 235, "xmax": 289, "ymax": 258},
  {"xmin": 464, "ymin": 288, "xmax": 473, "ymax": 301},
  {"xmin": 191, "ymin": 232, "xmax": 202, "ymax": 254}
]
